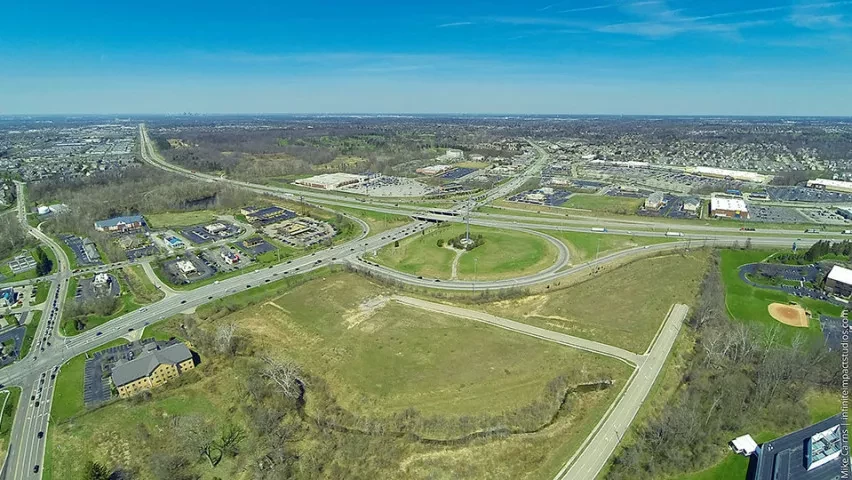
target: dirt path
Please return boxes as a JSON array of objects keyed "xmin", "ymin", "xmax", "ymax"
[{"xmin": 449, "ymin": 249, "xmax": 465, "ymax": 280}]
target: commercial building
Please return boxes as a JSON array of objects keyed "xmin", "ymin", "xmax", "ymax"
[
  {"xmin": 825, "ymin": 265, "xmax": 852, "ymax": 298},
  {"xmin": 731, "ymin": 413, "xmax": 845, "ymax": 480},
  {"xmin": 221, "ymin": 250, "xmax": 240, "ymax": 265},
  {"xmin": 242, "ymin": 206, "xmax": 296, "ymax": 225},
  {"xmin": 645, "ymin": 191, "xmax": 666, "ymax": 210},
  {"xmin": 0, "ymin": 288, "xmax": 17, "ymax": 308},
  {"xmin": 682, "ymin": 197, "xmax": 701, "ymax": 213},
  {"xmin": 807, "ymin": 178, "xmax": 852, "ymax": 194},
  {"xmin": 710, "ymin": 195, "xmax": 749, "ymax": 219},
  {"xmin": 92, "ymin": 273, "xmax": 111, "ymax": 288},
  {"xmin": 692, "ymin": 166, "xmax": 771, "ymax": 184},
  {"xmin": 111, "ymin": 342, "xmax": 195, "ymax": 398},
  {"xmin": 94, "ymin": 214, "xmax": 145, "ymax": 233},
  {"xmin": 416, "ymin": 165, "xmax": 454, "ymax": 176},
  {"xmin": 175, "ymin": 260, "xmax": 197, "ymax": 276},
  {"xmin": 294, "ymin": 173, "xmax": 366, "ymax": 190},
  {"xmin": 204, "ymin": 223, "xmax": 227, "ymax": 235}
]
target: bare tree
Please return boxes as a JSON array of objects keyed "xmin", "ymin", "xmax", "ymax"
[
  {"xmin": 214, "ymin": 322, "xmax": 239, "ymax": 356},
  {"xmin": 260, "ymin": 356, "xmax": 303, "ymax": 400},
  {"xmin": 179, "ymin": 415, "xmax": 221, "ymax": 467}
]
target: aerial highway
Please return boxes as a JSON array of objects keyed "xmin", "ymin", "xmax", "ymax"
[{"xmin": 0, "ymin": 126, "xmax": 842, "ymax": 480}]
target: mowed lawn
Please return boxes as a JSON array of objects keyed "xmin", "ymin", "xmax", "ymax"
[
  {"xmin": 230, "ymin": 271, "xmax": 630, "ymax": 421},
  {"xmin": 545, "ymin": 230, "xmax": 675, "ymax": 264},
  {"xmin": 478, "ymin": 251, "xmax": 709, "ymax": 353},
  {"xmin": 331, "ymin": 205, "xmax": 411, "ymax": 237},
  {"xmin": 561, "ymin": 194, "xmax": 644, "ymax": 214},
  {"xmin": 144, "ymin": 210, "xmax": 218, "ymax": 228},
  {"xmin": 720, "ymin": 249, "xmax": 842, "ymax": 343},
  {"xmin": 373, "ymin": 224, "xmax": 558, "ymax": 281}
]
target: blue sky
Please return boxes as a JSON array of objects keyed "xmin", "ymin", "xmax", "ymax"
[{"xmin": 1, "ymin": 0, "xmax": 850, "ymax": 115}]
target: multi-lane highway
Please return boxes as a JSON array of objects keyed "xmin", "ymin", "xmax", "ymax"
[{"xmin": 0, "ymin": 125, "xmax": 843, "ymax": 479}]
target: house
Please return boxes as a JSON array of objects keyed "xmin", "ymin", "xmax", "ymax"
[
  {"xmin": 94, "ymin": 215, "xmax": 145, "ymax": 233},
  {"xmin": 111, "ymin": 343, "xmax": 195, "ymax": 398},
  {"xmin": 732, "ymin": 413, "xmax": 845, "ymax": 480},
  {"xmin": 825, "ymin": 265, "xmax": 852, "ymax": 298}
]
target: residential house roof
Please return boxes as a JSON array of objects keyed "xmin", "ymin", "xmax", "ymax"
[{"xmin": 111, "ymin": 343, "xmax": 192, "ymax": 387}]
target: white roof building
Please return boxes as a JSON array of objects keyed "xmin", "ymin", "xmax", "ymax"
[
  {"xmin": 92, "ymin": 273, "xmax": 110, "ymax": 286},
  {"xmin": 692, "ymin": 166, "xmax": 771, "ymax": 183},
  {"xmin": 176, "ymin": 260, "xmax": 197, "ymax": 274},
  {"xmin": 294, "ymin": 173, "xmax": 367, "ymax": 190},
  {"xmin": 416, "ymin": 165, "xmax": 453, "ymax": 176},
  {"xmin": 827, "ymin": 265, "xmax": 852, "ymax": 286},
  {"xmin": 731, "ymin": 434, "xmax": 758, "ymax": 456},
  {"xmin": 807, "ymin": 178, "xmax": 852, "ymax": 193},
  {"xmin": 710, "ymin": 196, "xmax": 748, "ymax": 216}
]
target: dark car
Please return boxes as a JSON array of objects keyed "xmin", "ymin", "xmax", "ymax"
[
  {"xmin": 96, "ymin": 332, "xmax": 103, "ymax": 336},
  {"xmin": 37, "ymin": 431, "xmax": 44, "ymax": 439},
  {"xmin": 180, "ymin": 300, "xmax": 187, "ymax": 304},
  {"xmin": 33, "ymin": 466, "xmax": 39, "ymax": 473}
]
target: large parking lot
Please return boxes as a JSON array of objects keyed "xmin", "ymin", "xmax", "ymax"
[
  {"xmin": 200, "ymin": 246, "xmax": 253, "ymax": 273},
  {"xmin": 0, "ymin": 326, "xmax": 26, "ymax": 367},
  {"xmin": 583, "ymin": 164, "xmax": 758, "ymax": 194},
  {"xmin": 766, "ymin": 186, "xmax": 852, "ymax": 203},
  {"xmin": 341, "ymin": 175, "xmax": 437, "ymax": 197},
  {"xmin": 638, "ymin": 194, "xmax": 698, "ymax": 219},
  {"xmin": 508, "ymin": 188, "xmax": 573, "ymax": 206},
  {"xmin": 747, "ymin": 204, "xmax": 810, "ymax": 223},
  {"xmin": 60, "ymin": 235, "xmax": 102, "ymax": 265},
  {"xmin": 83, "ymin": 339, "xmax": 171, "ymax": 406},
  {"xmin": 161, "ymin": 253, "xmax": 216, "ymax": 285}
]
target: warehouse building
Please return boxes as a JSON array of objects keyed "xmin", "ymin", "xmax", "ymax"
[
  {"xmin": 825, "ymin": 265, "xmax": 852, "ymax": 298},
  {"xmin": 94, "ymin": 214, "xmax": 145, "ymax": 233},
  {"xmin": 710, "ymin": 195, "xmax": 749, "ymax": 219},
  {"xmin": 692, "ymin": 166, "xmax": 771, "ymax": 184},
  {"xmin": 807, "ymin": 178, "xmax": 852, "ymax": 194},
  {"xmin": 294, "ymin": 173, "xmax": 366, "ymax": 190},
  {"xmin": 416, "ymin": 165, "xmax": 453, "ymax": 176},
  {"xmin": 731, "ymin": 413, "xmax": 845, "ymax": 480}
]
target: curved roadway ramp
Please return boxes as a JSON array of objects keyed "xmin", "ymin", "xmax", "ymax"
[{"xmin": 554, "ymin": 303, "xmax": 690, "ymax": 480}]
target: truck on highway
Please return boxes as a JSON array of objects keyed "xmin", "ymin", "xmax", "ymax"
[
  {"xmin": 591, "ymin": 227, "xmax": 608, "ymax": 233},
  {"xmin": 804, "ymin": 228, "xmax": 820, "ymax": 233},
  {"xmin": 843, "ymin": 230, "xmax": 852, "ymax": 235},
  {"xmin": 665, "ymin": 232, "xmax": 685, "ymax": 237}
]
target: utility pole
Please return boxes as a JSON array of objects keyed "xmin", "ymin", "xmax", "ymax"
[{"xmin": 473, "ymin": 257, "xmax": 478, "ymax": 295}]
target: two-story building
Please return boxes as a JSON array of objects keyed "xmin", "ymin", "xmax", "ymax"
[{"xmin": 111, "ymin": 342, "xmax": 195, "ymax": 398}]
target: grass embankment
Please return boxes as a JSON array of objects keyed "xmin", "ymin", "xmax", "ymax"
[
  {"xmin": 545, "ymin": 231, "xmax": 676, "ymax": 263},
  {"xmin": 373, "ymin": 223, "xmax": 558, "ymax": 281},
  {"xmin": 0, "ymin": 387, "xmax": 22, "ymax": 467},
  {"xmin": 145, "ymin": 210, "xmax": 218, "ymax": 229},
  {"xmin": 121, "ymin": 265, "xmax": 165, "ymax": 304},
  {"xmin": 34, "ymin": 280, "xmax": 50, "ymax": 305},
  {"xmin": 720, "ymin": 249, "xmax": 842, "ymax": 343},
  {"xmin": 49, "ymin": 271, "xmax": 632, "ymax": 479},
  {"xmin": 476, "ymin": 251, "xmax": 709, "ymax": 354},
  {"xmin": 330, "ymin": 205, "xmax": 410, "ymax": 237},
  {"xmin": 20, "ymin": 311, "xmax": 42, "ymax": 359}
]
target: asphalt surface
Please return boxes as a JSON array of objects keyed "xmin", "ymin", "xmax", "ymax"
[
  {"xmin": 0, "ymin": 126, "xmax": 843, "ymax": 479},
  {"xmin": 555, "ymin": 304, "xmax": 690, "ymax": 480}
]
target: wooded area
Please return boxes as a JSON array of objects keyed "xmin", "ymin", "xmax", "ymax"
[
  {"xmin": 606, "ymin": 254, "xmax": 840, "ymax": 479},
  {"xmin": 0, "ymin": 214, "xmax": 30, "ymax": 261}
]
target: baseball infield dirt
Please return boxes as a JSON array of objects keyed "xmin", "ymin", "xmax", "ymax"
[{"xmin": 767, "ymin": 302, "xmax": 809, "ymax": 328}]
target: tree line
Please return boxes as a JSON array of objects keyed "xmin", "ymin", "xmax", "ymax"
[{"xmin": 607, "ymin": 253, "xmax": 840, "ymax": 479}]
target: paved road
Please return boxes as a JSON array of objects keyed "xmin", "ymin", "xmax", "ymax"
[
  {"xmin": 555, "ymin": 304, "xmax": 690, "ymax": 480},
  {"xmin": 392, "ymin": 296, "xmax": 643, "ymax": 364},
  {"xmin": 0, "ymin": 126, "xmax": 841, "ymax": 479}
]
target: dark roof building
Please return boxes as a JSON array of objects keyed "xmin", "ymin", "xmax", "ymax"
[
  {"xmin": 111, "ymin": 342, "xmax": 193, "ymax": 388},
  {"xmin": 94, "ymin": 214, "xmax": 145, "ymax": 232},
  {"xmin": 741, "ymin": 413, "xmax": 846, "ymax": 480},
  {"xmin": 245, "ymin": 206, "xmax": 296, "ymax": 225}
]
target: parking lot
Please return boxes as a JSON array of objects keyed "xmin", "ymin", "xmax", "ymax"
[
  {"xmin": 508, "ymin": 188, "xmax": 573, "ymax": 206},
  {"xmin": 200, "ymin": 246, "xmax": 253, "ymax": 273},
  {"xmin": 83, "ymin": 338, "xmax": 167, "ymax": 406},
  {"xmin": 161, "ymin": 253, "xmax": 216, "ymax": 285},
  {"xmin": 766, "ymin": 186, "xmax": 852, "ymax": 203},
  {"xmin": 739, "ymin": 262, "xmax": 844, "ymax": 306},
  {"xmin": 583, "ymin": 164, "xmax": 758, "ymax": 194},
  {"xmin": 180, "ymin": 222, "xmax": 242, "ymax": 245},
  {"xmin": 819, "ymin": 315, "xmax": 849, "ymax": 352},
  {"xmin": 748, "ymin": 204, "xmax": 810, "ymax": 223},
  {"xmin": 75, "ymin": 274, "xmax": 120, "ymax": 301},
  {"xmin": 60, "ymin": 235, "xmax": 102, "ymax": 265},
  {"xmin": 441, "ymin": 167, "xmax": 477, "ymax": 179},
  {"xmin": 638, "ymin": 195, "xmax": 698, "ymax": 219},
  {"xmin": 341, "ymin": 175, "xmax": 437, "ymax": 197},
  {"xmin": 0, "ymin": 326, "xmax": 26, "ymax": 366},
  {"xmin": 236, "ymin": 237, "xmax": 276, "ymax": 255},
  {"xmin": 799, "ymin": 207, "xmax": 852, "ymax": 225}
]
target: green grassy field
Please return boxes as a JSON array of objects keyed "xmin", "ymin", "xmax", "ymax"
[
  {"xmin": 52, "ymin": 352, "xmax": 87, "ymax": 422},
  {"xmin": 476, "ymin": 251, "xmax": 709, "ymax": 353},
  {"xmin": 120, "ymin": 265, "xmax": 165, "ymax": 304},
  {"xmin": 720, "ymin": 249, "xmax": 842, "ymax": 342},
  {"xmin": 61, "ymin": 274, "xmax": 143, "ymax": 336},
  {"xmin": 48, "ymin": 272, "xmax": 633, "ymax": 479},
  {"xmin": 329, "ymin": 205, "xmax": 410, "ymax": 237},
  {"xmin": 0, "ymin": 387, "xmax": 21, "ymax": 467},
  {"xmin": 235, "ymin": 271, "xmax": 628, "ymax": 419},
  {"xmin": 545, "ymin": 231, "xmax": 676, "ymax": 263},
  {"xmin": 34, "ymin": 280, "xmax": 50, "ymax": 305},
  {"xmin": 20, "ymin": 311, "xmax": 41, "ymax": 359},
  {"xmin": 559, "ymin": 194, "xmax": 644, "ymax": 214},
  {"xmin": 145, "ymin": 210, "xmax": 218, "ymax": 228},
  {"xmin": 373, "ymin": 224, "xmax": 558, "ymax": 280}
]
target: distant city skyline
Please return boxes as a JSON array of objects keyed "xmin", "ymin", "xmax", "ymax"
[{"xmin": 2, "ymin": 0, "xmax": 851, "ymax": 115}]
